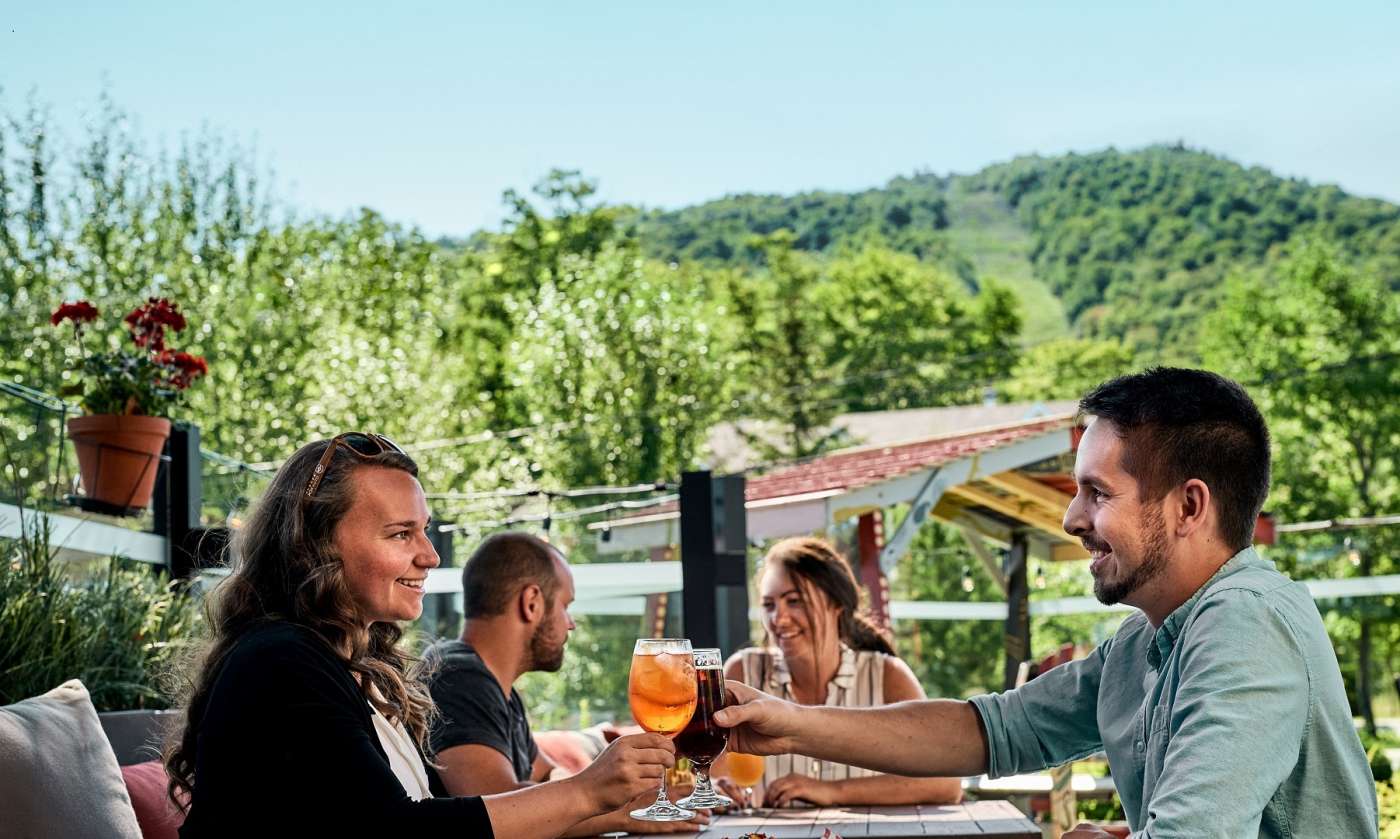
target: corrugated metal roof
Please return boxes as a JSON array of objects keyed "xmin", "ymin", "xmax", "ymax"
[{"xmin": 745, "ymin": 414, "xmax": 1076, "ymax": 502}]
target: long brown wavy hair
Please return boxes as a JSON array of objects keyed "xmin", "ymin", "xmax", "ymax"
[
  {"xmin": 761, "ymin": 536, "xmax": 896, "ymax": 658},
  {"xmin": 164, "ymin": 438, "xmax": 437, "ymax": 809}
]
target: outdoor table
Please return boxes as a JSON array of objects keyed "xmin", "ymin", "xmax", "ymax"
[{"xmin": 612, "ymin": 800, "xmax": 1040, "ymax": 838}]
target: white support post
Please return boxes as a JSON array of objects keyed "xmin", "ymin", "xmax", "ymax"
[{"xmin": 878, "ymin": 458, "xmax": 974, "ymax": 573}]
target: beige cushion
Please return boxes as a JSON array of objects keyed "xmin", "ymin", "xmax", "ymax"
[{"xmin": 0, "ymin": 680, "xmax": 142, "ymax": 839}]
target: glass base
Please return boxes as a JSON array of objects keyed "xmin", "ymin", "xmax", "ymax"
[
  {"xmin": 677, "ymin": 789, "xmax": 733, "ymax": 809},
  {"xmin": 629, "ymin": 801, "xmax": 696, "ymax": 821}
]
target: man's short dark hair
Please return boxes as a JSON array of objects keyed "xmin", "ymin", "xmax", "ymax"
[
  {"xmin": 462, "ymin": 532, "xmax": 562, "ymax": 619},
  {"xmin": 1079, "ymin": 367, "xmax": 1271, "ymax": 550}
]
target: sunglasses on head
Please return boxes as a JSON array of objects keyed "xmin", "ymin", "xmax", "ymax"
[{"xmin": 302, "ymin": 432, "xmax": 406, "ymax": 503}]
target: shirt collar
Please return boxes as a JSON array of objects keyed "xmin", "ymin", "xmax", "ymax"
[{"xmin": 1148, "ymin": 546, "xmax": 1268, "ymax": 669}]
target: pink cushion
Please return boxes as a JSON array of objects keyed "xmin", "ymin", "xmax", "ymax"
[
  {"xmin": 120, "ymin": 761, "xmax": 185, "ymax": 839},
  {"xmin": 533, "ymin": 731, "xmax": 592, "ymax": 776}
]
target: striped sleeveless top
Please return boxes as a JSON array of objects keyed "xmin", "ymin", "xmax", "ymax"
[{"xmin": 738, "ymin": 645, "xmax": 886, "ymax": 782}]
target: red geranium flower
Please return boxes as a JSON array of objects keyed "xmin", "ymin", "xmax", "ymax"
[
  {"xmin": 125, "ymin": 297, "xmax": 188, "ymax": 352},
  {"xmin": 49, "ymin": 294, "xmax": 207, "ymax": 416},
  {"xmin": 162, "ymin": 351, "xmax": 209, "ymax": 390},
  {"xmin": 50, "ymin": 301, "xmax": 100, "ymax": 327}
]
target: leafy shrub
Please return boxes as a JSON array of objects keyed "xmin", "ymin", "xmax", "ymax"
[
  {"xmin": 1379, "ymin": 781, "xmax": 1400, "ymax": 838},
  {"xmin": 0, "ymin": 516, "xmax": 202, "ymax": 710},
  {"xmin": 1374, "ymin": 745, "xmax": 1396, "ymax": 784}
]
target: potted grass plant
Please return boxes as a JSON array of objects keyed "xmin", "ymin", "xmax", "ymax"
[{"xmin": 51, "ymin": 298, "xmax": 208, "ymax": 514}]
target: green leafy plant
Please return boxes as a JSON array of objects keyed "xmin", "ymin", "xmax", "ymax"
[
  {"xmin": 1379, "ymin": 780, "xmax": 1400, "ymax": 838},
  {"xmin": 0, "ymin": 512, "xmax": 203, "ymax": 710},
  {"xmin": 52, "ymin": 297, "xmax": 208, "ymax": 416},
  {"xmin": 1076, "ymin": 794, "xmax": 1125, "ymax": 823}
]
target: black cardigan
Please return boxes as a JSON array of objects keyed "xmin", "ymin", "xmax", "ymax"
[{"xmin": 178, "ymin": 621, "xmax": 493, "ymax": 837}]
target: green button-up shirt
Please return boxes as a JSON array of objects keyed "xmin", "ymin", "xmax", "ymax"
[{"xmin": 970, "ymin": 548, "xmax": 1377, "ymax": 837}]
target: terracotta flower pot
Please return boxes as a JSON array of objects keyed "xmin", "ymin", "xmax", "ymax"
[{"xmin": 67, "ymin": 414, "xmax": 172, "ymax": 513}]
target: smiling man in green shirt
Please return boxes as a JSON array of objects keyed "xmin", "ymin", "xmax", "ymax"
[{"xmin": 717, "ymin": 368, "xmax": 1378, "ymax": 838}]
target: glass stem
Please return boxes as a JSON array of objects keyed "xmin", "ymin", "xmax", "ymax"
[
  {"xmin": 653, "ymin": 772, "xmax": 670, "ymax": 808},
  {"xmin": 693, "ymin": 765, "xmax": 712, "ymax": 796}
]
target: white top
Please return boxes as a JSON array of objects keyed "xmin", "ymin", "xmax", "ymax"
[
  {"xmin": 369, "ymin": 704, "xmax": 433, "ymax": 801},
  {"xmin": 739, "ymin": 645, "xmax": 886, "ymax": 782}
]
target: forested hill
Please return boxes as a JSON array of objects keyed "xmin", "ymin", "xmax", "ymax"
[{"xmin": 633, "ymin": 146, "xmax": 1400, "ymax": 354}]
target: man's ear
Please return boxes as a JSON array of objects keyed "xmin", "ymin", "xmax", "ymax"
[
  {"xmin": 518, "ymin": 583, "xmax": 544, "ymax": 623},
  {"xmin": 1176, "ymin": 478, "xmax": 1212, "ymax": 538}
]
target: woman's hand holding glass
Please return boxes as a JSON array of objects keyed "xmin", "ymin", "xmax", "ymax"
[{"xmin": 572, "ymin": 732, "xmax": 677, "ymax": 814}]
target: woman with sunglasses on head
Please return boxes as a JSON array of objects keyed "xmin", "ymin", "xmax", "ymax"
[
  {"xmin": 720, "ymin": 536, "xmax": 963, "ymax": 809},
  {"xmin": 167, "ymin": 434, "xmax": 674, "ymax": 837}
]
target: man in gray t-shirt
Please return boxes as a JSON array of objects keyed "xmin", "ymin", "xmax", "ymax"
[
  {"xmin": 425, "ymin": 638, "xmax": 538, "ymax": 782},
  {"xmin": 425, "ymin": 531, "xmax": 701, "ymax": 836},
  {"xmin": 425, "ymin": 533, "xmax": 573, "ymax": 795}
]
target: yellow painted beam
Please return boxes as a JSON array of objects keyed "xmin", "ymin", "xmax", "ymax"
[
  {"xmin": 946, "ymin": 483, "xmax": 1072, "ymax": 545},
  {"xmin": 983, "ymin": 471, "xmax": 1075, "ymax": 518}
]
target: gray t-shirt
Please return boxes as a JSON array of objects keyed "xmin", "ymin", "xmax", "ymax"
[{"xmin": 424, "ymin": 640, "xmax": 538, "ymax": 782}]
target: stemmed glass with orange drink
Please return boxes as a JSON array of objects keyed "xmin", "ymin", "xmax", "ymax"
[
  {"xmin": 714, "ymin": 750, "xmax": 765, "ymax": 815},
  {"xmin": 628, "ymin": 638, "xmax": 698, "ymax": 821}
]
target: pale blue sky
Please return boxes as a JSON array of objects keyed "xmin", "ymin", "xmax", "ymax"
[{"xmin": 5, "ymin": 1, "xmax": 1399, "ymax": 236}]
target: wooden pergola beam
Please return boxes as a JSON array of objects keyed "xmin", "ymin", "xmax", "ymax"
[
  {"xmin": 977, "ymin": 472, "xmax": 1092, "ymax": 561},
  {"xmin": 945, "ymin": 483, "xmax": 1075, "ymax": 547},
  {"xmin": 983, "ymin": 470, "xmax": 1075, "ymax": 519}
]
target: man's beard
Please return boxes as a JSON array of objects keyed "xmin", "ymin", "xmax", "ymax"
[
  {"xmin": 1093, "ymin": 505, "xmax": 1171, "ymax": 605},
  {"xmin": 527, "ymin": 621, "xmax": 566, "ymax": 673}
]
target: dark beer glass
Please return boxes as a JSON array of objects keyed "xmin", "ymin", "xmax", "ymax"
[{"xmin": 676, "ymin": 649, "xmax": 733, "ymax": 809}]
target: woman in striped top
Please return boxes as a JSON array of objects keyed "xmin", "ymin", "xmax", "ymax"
[{"xmin": 722, "ymin": 537, "xmax": 963, "ymax": 808}]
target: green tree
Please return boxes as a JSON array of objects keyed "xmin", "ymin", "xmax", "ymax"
[
  {"xmin": 467, "ymin": 169, "xmax": 627, "ymax": 432},
  {"xmin": 815, "ymin": 249, "xmax": 1022, "ymax": 411},
  {"xmin": 1001, "ymin": 337, "xmax": 1137, "ymax": 402},
  {"xmin": 508, "ymin": 246, "xmax": 733, "ymax": 488},
  {"xmin": 974, "ymin": 147, "xmax": 1400, "ymax": 355},
  {"xmin": 724, "ymin": 231, "xmax": 846, "ymax": 460},
  {"xmin": 1203, "ymin": 242, "xmax": 1400, "ymax": 734},
  {"xmin": 499, "ymin": 169, "xmax": 620, "ymax": 290},
  {"xmin": 889, "ymin": 519, "xmax": 1003, "ymax": 699}
]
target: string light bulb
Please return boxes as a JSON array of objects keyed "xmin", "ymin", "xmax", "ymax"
[{"xmin": 960, "ymin": 565, "xmax": 975, "ymax": 593}]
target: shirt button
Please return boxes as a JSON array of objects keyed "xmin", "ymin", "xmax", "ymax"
[{"xmin": 1135, "ymin": 740, "xmax": 1145, "ymax": 752}]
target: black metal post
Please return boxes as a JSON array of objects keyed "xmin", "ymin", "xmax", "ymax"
[
  {"xmin": 680, "ymin": 471, "xmax": 749, "ymax": 656},
  {"xmin": 422, "ymin": 520, "xmax": 460, "ymax": 639},
  {"xmin": 429, "ymin": 520, "xmax": 455, "ymax": 568},
  {"xmin": 154, "ymin": 423, "xmax": 205, "ymax": 578},
  {"xmin": 1003, "ymin": 533, "xmax": 1031, "ymax": 690}
]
